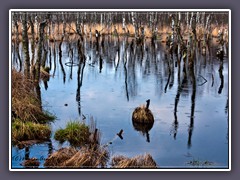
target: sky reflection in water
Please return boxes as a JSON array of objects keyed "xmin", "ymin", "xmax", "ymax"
[{"xmin": 12, "ymin": 37, "xmax": 229, "ymax": 168}]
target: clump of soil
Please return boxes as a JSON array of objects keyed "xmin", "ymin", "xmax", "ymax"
[{"xmin": 111, "ymin": 154, "xmax": 157, "ymax": 168}]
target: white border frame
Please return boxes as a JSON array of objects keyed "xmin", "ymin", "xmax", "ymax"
[{"xmin": 9, "ymin": 9, "xmax": 231, "ymax": 172}]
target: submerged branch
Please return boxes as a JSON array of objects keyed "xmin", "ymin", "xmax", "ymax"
[{"xmin": 198, "ymin": 74, "xmax": 208, "ymax": 86}]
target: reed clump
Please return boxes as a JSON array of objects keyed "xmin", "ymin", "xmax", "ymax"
[
  {"xmin": 54, "ymin": 121, "xmax": 91, "ymax": 147},
  {"xmin": 111, "ymin": 154, "xmax": 157, "ymax": 168},
  {"xmin": 62, "ymin": 146, "xmax": 109, "ymax": 168},
  {"xmin": 132, "ymin": 106, "xmax": 154, "ymax": 123},
  {"xmin": 44, "ymin": 146, "xmax": 109, "ymax": 168},
  {"xmin": 132, "ymin": 105, "xmax": 154, "ymax": 124},
  {"xmin": 12, "ymin": 69, "xmax": 55, "ymax": 123},
  {"xmin": 47, "ymin": 117, "xmax": 108, "ymax": 168},
  {"xmin": 12, "ymin": 69, "xmax": 54, "ymax": 147},
  {"xmin": 44, "ymin": 147, "xmax": 78, "ymax": 168}
]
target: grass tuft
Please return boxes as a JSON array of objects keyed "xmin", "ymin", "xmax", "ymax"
[
  {"xmin": 12, "ymin": 119, "xmax": 51, "ymax": 144},
  {"xmin": 54, "ymin": 121, "xmax": 91, "ymax": 147}
]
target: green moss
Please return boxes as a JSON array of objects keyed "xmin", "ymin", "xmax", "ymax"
[
  {"xmin": 54, "ymin": 121, "xmax": 91, "ymax": 147},
  {"xmin": 12, "ymin": 119, "xmax": 51, "ymax": 144}
]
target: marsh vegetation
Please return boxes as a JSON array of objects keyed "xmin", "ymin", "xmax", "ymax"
[{"xmin": 11, "ymin": 11, "xmax": 229, "ymax": 169}]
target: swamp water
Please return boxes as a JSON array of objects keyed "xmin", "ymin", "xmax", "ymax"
[{"xmin": 12, "ymin": 36, "xmax": 229, "ymax": 168}]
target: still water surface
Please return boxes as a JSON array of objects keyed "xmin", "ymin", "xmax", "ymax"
[{"xmin": 12, "ymin": 36, "xmax": 229, "ymax": 168}]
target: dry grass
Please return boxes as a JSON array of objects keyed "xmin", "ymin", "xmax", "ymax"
[
  {"xmin": 132, "ymin": 105, "xmax": 154, "ymax": 124},
  {"xmin": 62, "ymin": 146, "xmax": 109, "ymax": 168},
  {"xmin": 111, "ymin": 154, "xmax": 157, "ymax": 168},
  {"xmin": 44, "ymin": 146, "xmax": 109, "ymax": 168},
  {"xmin": 12, "ymin": 21, "xmax": 227, "ymax": 43},
  {"xmin": 11, "ymin": 69, "xmax": 54, "ymax": 146},
  {"xmin": 12, "ymin": 69, "xmax": 54, "ymax": 123},
  {"xmin": 44, "ymin": 147, "xmax": 78, "ymax": 168},
  {"xmin": 45, "ymin": 147, "xmax": 157, "ymax": 168},
  {"xmin": 48, "ymin": 117, "xmax": 108, "ymax": 168}
]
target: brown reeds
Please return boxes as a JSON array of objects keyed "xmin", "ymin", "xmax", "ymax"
[
  {"xmin": 62, "ymin": 146, "xmax": 109, "ymax": 168},
  {"xmin": 11, "ymin": 69, "xmax": 54, "ymax": 123},
  {"xmin": 44, "ymin": 147, "xmax": 78, "ymax": 168},
  {"xmin": 44, "ymin": 146, "xmax": 109, "ymax": 168},
  {"xmin": 47, "ymin": 116, "xmax": 109, "ymax": 168},
  {"xmin": 111, "ymin": 154, "xmax": 157, "ymax": 168},
  {"xmin": 11, "ymin": 21, "xmax": 227, "ymax": 43},
  {"xmin": 132, "ymin": 105, "xmax": 154, "ymax": 124}
]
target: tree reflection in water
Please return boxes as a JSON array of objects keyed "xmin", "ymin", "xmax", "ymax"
[{"xmin": 12, "ymin": 32, "xmax": 229, "ymax": 167}]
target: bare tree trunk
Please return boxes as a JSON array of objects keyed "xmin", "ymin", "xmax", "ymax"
[
  {"xmin": 29, "ymin": 16, "xmax": 35, "ymax": 66},
  {"xmin": 41, "ymin": 44, "xmax": 48, "ymax": 68},
  {"xmin": 35, "ymin": 21, "xmax": 46, "ymax": 82},
  {"xmin": 14, "ymin": 19, "xmax": 22, "ymax": 71},
  {"xmin": 22, "ymin": 13, "xmax": 30, "ymax": 78},
  {"xmin": 35, "ymin": 15, "xmax": 39, "ymax": 40},
  {"xmin": 190, "ymin": 12, "xmax": 197, "ymax": 41},
  {"xmin": 131, "ymin": 12, "xmax": 138, "ymax": 38}
]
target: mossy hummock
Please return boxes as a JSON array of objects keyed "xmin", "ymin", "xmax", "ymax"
[{"xmin": 54, "ymin": 121, "xmax": 91, "ymax": 147}]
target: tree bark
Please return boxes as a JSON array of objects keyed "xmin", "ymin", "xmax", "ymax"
[
  {"xmin": 35, "ymin": 21, "xmax": 46, "ymax": 82},
  {"xmin": 22, "ymin": 13, "xmax": 30, "ymax": 78}
]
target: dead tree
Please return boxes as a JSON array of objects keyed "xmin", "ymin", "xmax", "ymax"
[
  {"xmin": 35, "ymin": 21, "xmax": 46, "ymax": 81},
  {"xmin": 29, "ymin": 15, "xmax": 35, "ymax": 66},
  {"xmin": 22, "ymin": 12, "xmax": 30, "ymax": 78},
  {"xmin": 13, "ymin": 13, "xmax": 22, "ymax": 71},
  {"xmin": 131, "ymin": 12, "xmax": 139, "ymax": 38},
  {"xmin": 190, "ymin": 12, "xmax": 197, "ymax": 41}
]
